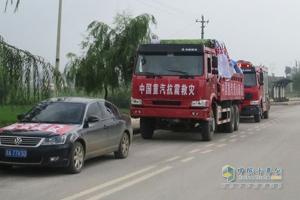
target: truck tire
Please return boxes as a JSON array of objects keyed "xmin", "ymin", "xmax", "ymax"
[
  {"xmin": 140, "ymin": 118, "xmax": 155, "ymax": 139},
  {"xmin": 233, "ymin": 105, "xmax": 240, "ymax": 131},
  {"xmin": 201, "ymin": 111, "xmax": 215, "ymax": 141},
  {"xmin": 223, "ymin": 106, "xmax": 234, "ymax": 133},
  {"xmin": 263, "ymin": 110, "xmax": 269, "ymax": 119}
]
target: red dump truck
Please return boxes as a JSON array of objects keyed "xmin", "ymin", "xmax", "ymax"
[
  {"xmin": 238, "ymin": 60, "xmax": 270, "ymax": 122},
  {"xmin": 130, "ymin": 40, "xmax": 244, "ymax": 141}
]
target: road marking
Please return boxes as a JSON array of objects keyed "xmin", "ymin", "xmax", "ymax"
[
  {"xmin": 248, "ymin": 132, "xmax": 254, "ymax": 135},
  {"xmin": 229, "ymin": 138, "xmax": 237, "ymax": 143},
  {"xmin": 216, "ymin": 143, "xmax": 227, "ymax": 148},
  {"xmin": 230, "ymin": 135, "xmax": 237, "ymax": 138},
  {"xmin": 189, "ymin": 148, "xmax": 201, "ymax": 153},
  {"xmin": 240, "ymin": 135, "xmax": 247, "ymax": 138},
  {"xmin": 201, "ymin": 149, "xmax": 214, "ymax": 154},
  {"xmin": 247, "ymin": 128, "xmax": 252, "ymax": 131},
  {"xmin": 61, "ymin": 165, "xmax": 157, "ymax": 200},
  {"xmin": 165, "ymin": 156, "xmax": 181, "ymax": 162},
  {"xmin": 205, "ymin": 143, "xmax": 215, "ymax": 148},
  {"xmin": 181, "ymin": 157, "xmax": 195, "ymax": 163},
  {"xmin": 85, "ymin": 166, "xmax": 173, "ymax": 200}
]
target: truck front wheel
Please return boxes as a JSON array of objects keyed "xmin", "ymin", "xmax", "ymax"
[
  {"xmin": 201, "ymin": 111, "xmax": 215, "ymax": 141},
  {"xmin": 223, "ymin": 106, "xmax": 235, "ymax": 133},
  {"xmin": 140, "ymin": 118, "xmax": 155, "ymax": 139}
]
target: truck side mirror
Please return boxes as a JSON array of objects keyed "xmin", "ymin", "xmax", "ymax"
[
  {"xmin": 259, "ymin": 72, "xmax": 264, "ymax": 85},
  {"xmin": 212, "ymin": 57, "xmax": 218, "ymax": 75},
  {"xmin": 212, "ymin": 56, "xmax": 218, "ymax": 69}
]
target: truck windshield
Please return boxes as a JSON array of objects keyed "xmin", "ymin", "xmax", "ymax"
[
  {"xmin": 244, "ymin": 72, "xmax": 257, "ymax": 87},
  {"xmin": 135, "ymin": 54, "xmax": 203, "ymax": 76}
]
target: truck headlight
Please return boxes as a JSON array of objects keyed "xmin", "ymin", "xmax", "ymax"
[
  {"xmin": 131, "ymin": 97, "xmax": 143, "ymax": 105},
  {"xmin": 250, "ymin": 100, "xmax": 260, "ymax": 105},
  {"xmin": 191, "ymin": 100, "xmax": 209, "ymax": 108},
  {"xmin": 41, "ymin": 135, "xmax": 67, "ymax": 145}
]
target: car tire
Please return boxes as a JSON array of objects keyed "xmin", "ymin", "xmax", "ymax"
[
  {"xmin": 223, "ymin": 106, "xmax": 235, "ymax": 133},
  {"xmin": 67, "ymin": 141, "xmax": 85, "ymax": 174},
  {"xmin": 263, "ymin": 110, "xmax": 269, "ymax": 119},
  {"xmin": 140, "ymin": 118, "xmax": 155, "ymax": 139},
  {"xmin": 114, "ymin": 132, "xmax": 130, "ymax": 159}
]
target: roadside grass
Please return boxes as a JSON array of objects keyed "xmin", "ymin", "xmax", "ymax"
[{"xmin": 0, "ymin": 105, "xmax": 32, "ymax": 127}]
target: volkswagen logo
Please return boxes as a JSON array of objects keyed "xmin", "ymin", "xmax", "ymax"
[{"xmin": 14, "ymin": 137, "xmax": 23, "ymax": 145}]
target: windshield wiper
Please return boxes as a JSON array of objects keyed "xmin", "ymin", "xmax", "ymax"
[{"xmin": 167, "ymin": 69, "xmax": 194, "ymax": 79}]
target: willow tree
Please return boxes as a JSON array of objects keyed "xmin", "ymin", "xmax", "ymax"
[
  {"xmin": 0, "ymin": 36, "xmax": 62, "ymax": 105},
  {"xmin": 65, "ymin": 13, "xmax": 156, "ymax": 99}
]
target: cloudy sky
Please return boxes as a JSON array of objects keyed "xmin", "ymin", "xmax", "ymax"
[{"xmin": 1, "ymin": 0, "xmax": 300, "ymax": 75}]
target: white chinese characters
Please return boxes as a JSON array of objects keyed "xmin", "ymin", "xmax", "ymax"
[{"xmin": 139, "ymin": 83, "xmax": 196, "ymax": 96}]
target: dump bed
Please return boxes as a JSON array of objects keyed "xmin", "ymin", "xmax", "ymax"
[{"xmin": 218, "ymin": 74, "xmax": 244, "ymax": 101}]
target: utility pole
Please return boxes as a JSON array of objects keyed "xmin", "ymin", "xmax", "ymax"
[
  {"xmin": 55, "ymin": 0, "xmax": 63, "ymax": 71},
  {"xmin": 196, "ymin": 15, "xmax": 209, "ymax": 39}
]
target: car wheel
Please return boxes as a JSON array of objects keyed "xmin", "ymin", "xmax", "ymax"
[
  {"xmin": 114, "ymin": 133, "xmax": 130, "ymax": 159},
  {"xmin": 67, "ymin": 141, "xmax": 85, "ymax": 174}
]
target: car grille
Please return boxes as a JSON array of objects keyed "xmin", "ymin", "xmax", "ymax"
[
  {"xmin": 0, "ymin": 136, "xmax": 42, "ymax": 147},
  {"xmin": 245, "ymin": 93, "xmax": 253, "ymax": 100}
]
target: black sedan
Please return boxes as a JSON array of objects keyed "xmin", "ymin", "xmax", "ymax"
[{"xmin": 0, "ymin": 97, "xmax": 133, "ymax": 173}]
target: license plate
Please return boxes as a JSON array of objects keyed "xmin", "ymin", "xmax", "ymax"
[{"xmin": 5, "ymin": 149, "xmax": 27, "ymax": 158}]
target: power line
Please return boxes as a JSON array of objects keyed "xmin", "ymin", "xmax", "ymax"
[{"xmin": 196, "ymin": 15, "xmax": 209, "ymax": 39}]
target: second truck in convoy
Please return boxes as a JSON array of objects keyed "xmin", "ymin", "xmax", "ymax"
[
  {"xmin": 238, "ymin": 60, "xmax": 270, "ymax": 122},
  {"xmin": 131, "ymin": 39, "xmax": 244, "ymax": 141}
]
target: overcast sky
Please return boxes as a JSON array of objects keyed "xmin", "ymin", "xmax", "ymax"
[{"xmin": 1, "ymin": 0, "xmax": 300, "ymax": 76}]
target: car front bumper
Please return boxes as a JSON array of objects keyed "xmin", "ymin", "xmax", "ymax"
[{"xmin": 0, "ymin": 143, "xmax": 72, "ymax": 167}]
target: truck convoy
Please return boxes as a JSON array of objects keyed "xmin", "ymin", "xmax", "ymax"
[
  {"xmin": 238, "ymin": 60, "xmax": 270, "ymax": 122},
  {"xmin": 130, "ymin": 39, "xmax": 244, "ymax": 141}
]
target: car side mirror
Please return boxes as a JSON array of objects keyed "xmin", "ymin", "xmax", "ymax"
[
  {"xmin": 259, "ymin": 72, "xmax": 264, "ymax": 85},
  {"xmin": 88, "ymin": 115, "xmax": 100, "ymax": 123},
  {"xmin": 17, "ymin": 114, "xmax": 25, "ymax": 121}
]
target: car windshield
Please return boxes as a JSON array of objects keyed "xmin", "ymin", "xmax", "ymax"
[
  {"xmin": 135, "ymin": 54, "xmax": 203, "ymax": 76},
  {"xmin": 21, "ymin": 102, "xmax": 86, "ymax": 124},
  {"xmin": 244, "ymin": 72, "xmax": 257, "ymax": 87}
]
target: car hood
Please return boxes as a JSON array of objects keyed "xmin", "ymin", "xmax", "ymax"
[{"xmin": 0, "ymin": 123, "xmax": 81, "ymax": 136}]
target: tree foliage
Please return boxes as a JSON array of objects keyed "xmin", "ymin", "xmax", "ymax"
[
  {"xmin": 4, "ymin": 0, "xmax": 20, "ymax": 12},
  {"xmin": 65, "ymin": 13, "xmax": 156, "ymax": 99},
  {"xmin": 292, "ymin": 72, "xmax": 300, "ymax": 92},
  {"xmin": 0, "ymin": 36, "xmax": 62, "ymax": 105}
]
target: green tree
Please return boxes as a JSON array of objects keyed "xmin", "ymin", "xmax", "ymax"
[{"xmin": 66, "ymin": 13, "xmax": 156, "ymax": 99}]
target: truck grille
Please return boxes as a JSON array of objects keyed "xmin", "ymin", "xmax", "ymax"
[
  {"xmin": 152, "ymin": 100, "xmax": 181, "ymax": 106},
  {"xmin": 245, "ymin": 93, "xmax": 253, "ymax": 100},
  {"xmin": 0, "ymin": 136, "xmax": 42, "ymax": 147}
]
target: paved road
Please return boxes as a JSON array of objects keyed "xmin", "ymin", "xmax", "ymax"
[{"xmin": 0, "ymin": 105, "xmax": 299, "ymax": 200}]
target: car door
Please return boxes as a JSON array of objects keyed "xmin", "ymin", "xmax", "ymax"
[
  {"xmin": 99, "ymin": 102, "xmax": 123, "ymax": 149},
  {"xmin": 84, "ymin": 102, "xmax": 110, "ymax": 157}
]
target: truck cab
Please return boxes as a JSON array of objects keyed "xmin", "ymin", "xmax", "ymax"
[
  {"xmin": 238, "ymin": 60, "xmax": 270, "ymax": 122},
  {"xmin": 131, "ymin": 40, "xmax": 243, "ymax": 141}
]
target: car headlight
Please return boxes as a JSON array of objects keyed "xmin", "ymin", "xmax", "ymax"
[
  {"xmin": 191, "ymin": 100, "xmax": 209, "ymax": 108},
  {"xmin": 250, "ymin": 100, "xmax": 260, "ymax": 105},
  {"xmin": 131, "ymin": 97, "xmax": 143, "ymax": 105},
  {"xmin": 41, "ymin": 135, "xmax": 67, "ymax": 145}
]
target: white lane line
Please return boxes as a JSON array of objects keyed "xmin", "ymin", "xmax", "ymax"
[
  {"xmin": 229, "ymin": 138, "xmax": 237, "ymax": 142},
  {"xmin": 85, "ymin": 166, "xmax": 173, "ymax": 200},
  {"xmin": 216, "ymin": 143, "xmax": 227, "ymax": 148},
  {"xmin": 201, "ymin": 149, "xmax": 214, "ymax": 154},
  {"xmin": 61, "ymin": 165, "xmax": 157, "ymax": 200},
  {"xmin": 230, "ymin": 135, "xmax": 237, "ymax": 138},
  {"xmin": 181, "ymin": 157, "xmax": 195, "ymax": 163},
  {"xmin": 164, "ymin": 156, "xmax": 181, "ymax": 162},
  {"xmin": 189, "ymin": 148, "xmax": 201, "ymax": 154},
  {"xmin": 205, "ymin": 143, "xmax": 215, "ymax": 148}
]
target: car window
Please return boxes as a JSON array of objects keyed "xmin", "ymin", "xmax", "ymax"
[
  {"xmin": 105, "ymin": 102, "xmax": 121, "ymax": 118},
  {"xmin": 86, "ymin": 103, "xmax": 102, "ymax": 119},
  {"xmin": 98, "ymin": 102, "xmax": 114, "ymax": 119}
]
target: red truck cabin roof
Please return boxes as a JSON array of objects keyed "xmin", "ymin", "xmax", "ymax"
[{"xmin": 137, "ymin": 44, "xmax": 205, "ymax": 55}]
